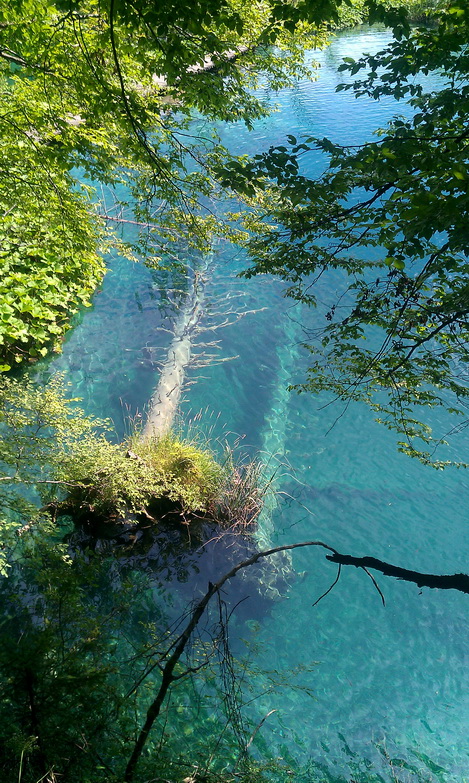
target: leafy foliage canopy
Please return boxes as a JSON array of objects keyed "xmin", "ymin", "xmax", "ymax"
[
  {"xmin": 0, "ymin": 0, "xmax": 334, "ymax": 367},
  {"xmin": 239, "ymin": 0, "xmax": 469, "ymax": 465}
]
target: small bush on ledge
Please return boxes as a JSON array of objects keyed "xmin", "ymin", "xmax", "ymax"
[
  {"xmin": 0, "ymin": 374, "xmax": 268, "ymax": 536},
  {"xmin": 57, "ymin": 432, "xmax": 228, "ymax": 524},
  {"xmin": 57, "ymin": 433, "xmax": 269, "ymax": 534}
]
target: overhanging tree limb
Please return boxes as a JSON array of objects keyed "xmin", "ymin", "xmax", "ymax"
[
  {"xmin": 239, "ymin": 0, "xmax": 469, "ymax": 465},
  {"xmin": 327, "ymin": 552, "xmax": 469, "ymax": 595},
  {"xmin": 123, "ymin": 539, "xmax": 335, "ymax": 781},
  {"xmin": 123, "ymin": 538, "xmax": 469, "ymax": 781}
]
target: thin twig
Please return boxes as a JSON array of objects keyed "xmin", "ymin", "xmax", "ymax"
[{"xmin": 312, "ymin": 563, "xmax": 342, "ymax": 607}]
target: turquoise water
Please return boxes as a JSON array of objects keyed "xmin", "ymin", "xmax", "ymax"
[{"xmin": 45, "ymin": 27, "xmax": 468, "ymax": 780}]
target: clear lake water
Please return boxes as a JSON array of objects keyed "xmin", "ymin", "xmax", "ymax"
[{"xmin": 41, "ymin": 26, "xmax": 469, "ymax": 781}]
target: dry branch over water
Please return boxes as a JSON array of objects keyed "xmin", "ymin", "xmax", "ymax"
[{"xmin": 123, "ymin": 538, "xmax": 469, "ymax": 780}]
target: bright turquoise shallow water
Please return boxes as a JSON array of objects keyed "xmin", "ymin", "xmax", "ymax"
[{"xmin": 45, "ymin": 27, "xmax": 468, "ymax": 779}]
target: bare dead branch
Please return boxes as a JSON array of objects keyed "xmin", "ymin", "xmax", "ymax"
[
  {"xmin": 326, "ymin": 552, "xmax": 469, "ymax": 595},
  {"xmin": 312, "ymin": 563, "xmax": 342, "ymax": 607},
  {"xmin": 124, "ymin": 538, "xmax": 469, "ymax": 780},
  {"xmin": 244, "ymin": 709, "xmax": 277, "ymax": 753}
]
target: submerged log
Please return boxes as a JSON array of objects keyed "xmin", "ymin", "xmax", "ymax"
[{"xmin": 142, "ymin": 272, "xmax": 205, "ymax": 439}]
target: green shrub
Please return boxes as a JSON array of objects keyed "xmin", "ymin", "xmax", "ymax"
[
  {"xmin": 0, "ymin": 176, "xmax": 105, "ymax": 371},
  {"xmin": 333, "ymin": 0, "xmax": 447, "ymax": 29},
  {"xmin": 0, "ymin": 374, "xmax": 266, "ymax": 537},
  {"xmin": 58, "ymin": 432, "xmax": 228, "ymax": 522}
]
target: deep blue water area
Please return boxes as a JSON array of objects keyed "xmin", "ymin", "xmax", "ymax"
[{"xmin": 44, "ymin": 27, "xmax": 468, "ymax": 780}]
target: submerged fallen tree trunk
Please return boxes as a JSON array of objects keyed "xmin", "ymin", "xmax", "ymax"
[
  {"xmin": 141, "ymin": 260, "xmax": 253, "ymax": 440},
  {"xmin": 142, "ymin": 271, "xmax": 204, "ymax": 440}
]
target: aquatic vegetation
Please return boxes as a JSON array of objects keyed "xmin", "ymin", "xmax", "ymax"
[
  {"xmin": 210, "ymin": 457, "xmax": 268, "ymax": 533},
  {"xmin": 58, "ymin": 429, "xmax": 277, "ymax": 533}
]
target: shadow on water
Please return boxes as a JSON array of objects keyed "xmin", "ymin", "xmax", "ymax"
[{"xmin": 67, "ymin": 517, "xmax": 297, "ymax": 627}]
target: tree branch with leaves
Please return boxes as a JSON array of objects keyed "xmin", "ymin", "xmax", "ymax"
[{"xmin": 236, "ymin": 0, "xmax": 469, "ymax": 466}]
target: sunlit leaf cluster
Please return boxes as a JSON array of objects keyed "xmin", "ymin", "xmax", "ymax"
[{"xmin": 0, "ymin": 0, "xmax": 335, "ymax": 367}]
